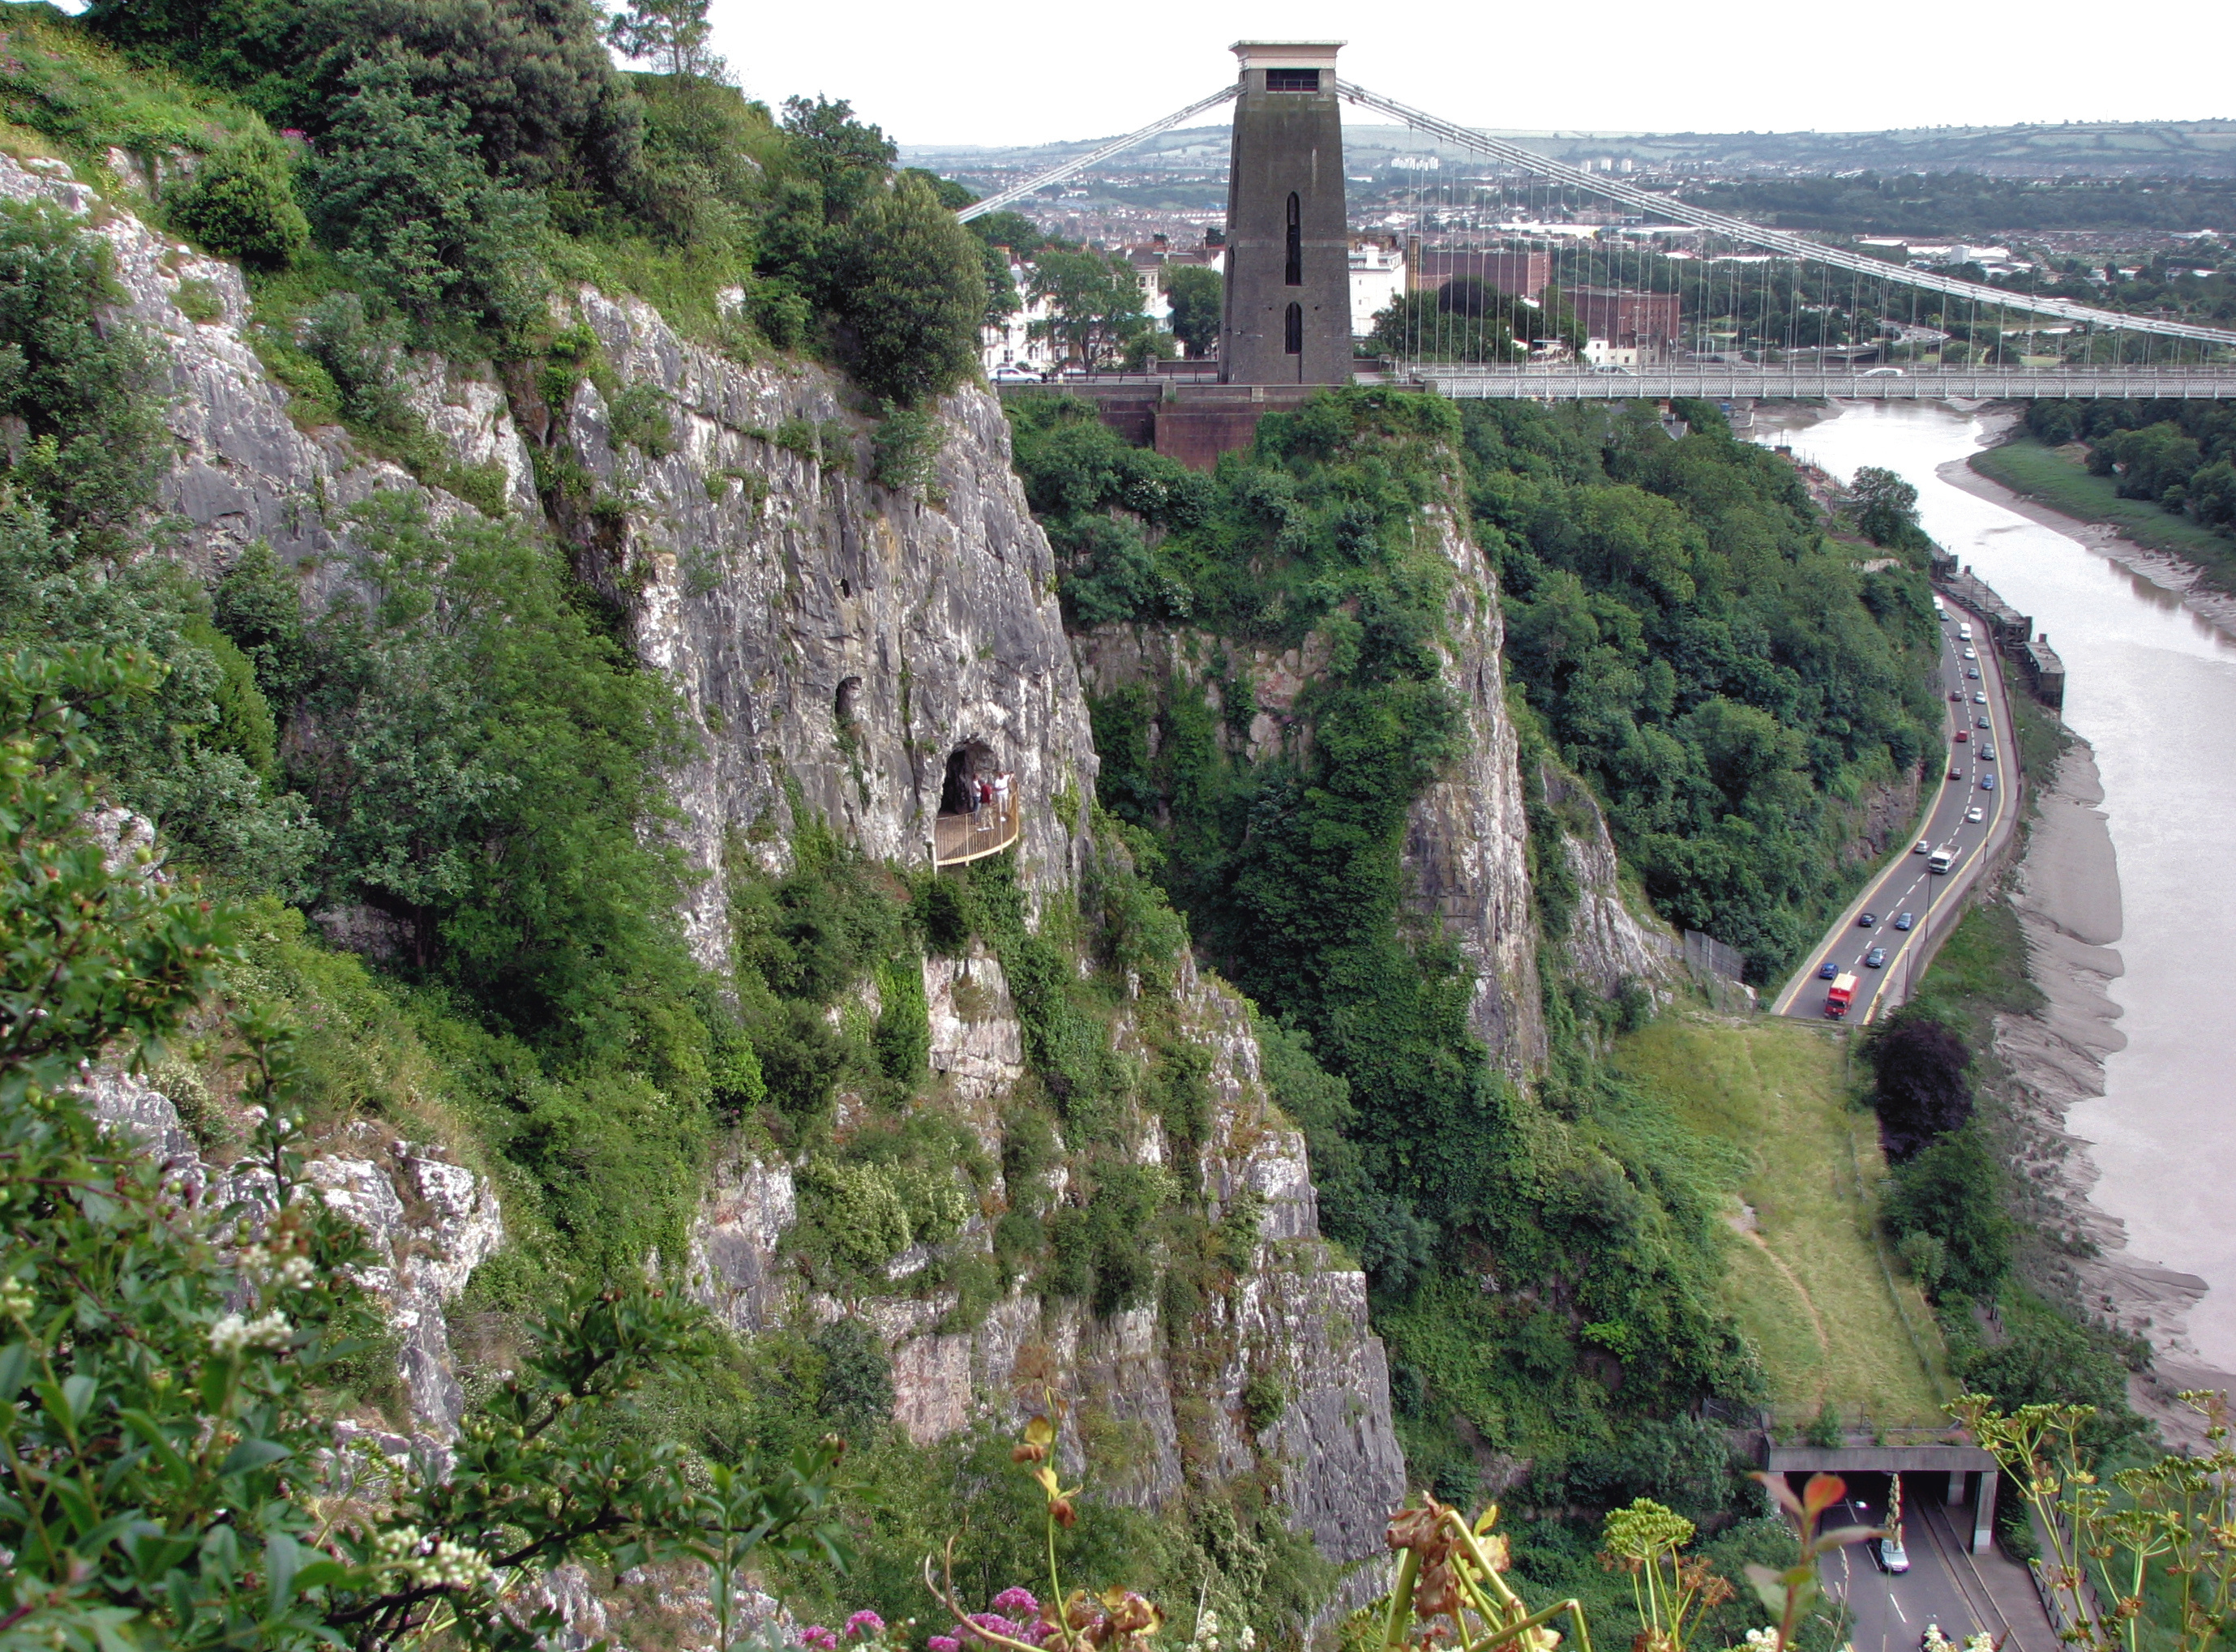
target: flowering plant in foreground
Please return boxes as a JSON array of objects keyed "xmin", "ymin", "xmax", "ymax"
[{"xmin": 923, "ymin": 1397, "xmax": 1167, "ymax": 1652}]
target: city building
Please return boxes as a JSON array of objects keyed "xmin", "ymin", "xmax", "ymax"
[
  {"xmin": 1350, "ymin": 238, "xmax": 1406, "ymax": 335},
  {"xmin": 1408, "ymin": 248, "xmax": 1549, "ymax": 300},
  {"xmin": 1569, "ymin": 286, "xmax": 1681, "ymax": 358}
]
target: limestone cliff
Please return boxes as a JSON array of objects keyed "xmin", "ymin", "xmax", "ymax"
[
  {"xmin": 33, "ymin": 148, "xmax": 1406, "ymax": 1590},
  {"xmin": 544, "ymin": 291, "xmax": 1099, "ymax": 960},
  {"xmin": 686, "ymin": 953, "xmax": 1407, "ymax": 1582},
  {"xmin": 1071, "ymin": 505, "xmax": 1548, "ymax": 1074}
]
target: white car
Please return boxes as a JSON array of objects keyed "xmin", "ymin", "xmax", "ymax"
[
  {"xmin": 989, "ymin": 365, "xmax": 1042, "ymax": 383},
  {"xmin": 1973, "ymin": 691, "xmax": 1987, "ymax": 704},
  {"xmin": 1861, "ymin": 367, "xmax": 1907, "ymax": 379},
  {"xmin": 1961, "ymin": 646, "xmax": 1977, "ymax": 661},
  {"xmin": 1966, "ymin": 806, "xmax": 1985, "ymax": 824},
  {"xmin": 1877, "ymin": 1535, "xmax": 1911, "ymax": 1573},
  {"xmin": 1913, "ymin": 839, "xmax": 1930, "ymax": 854}
]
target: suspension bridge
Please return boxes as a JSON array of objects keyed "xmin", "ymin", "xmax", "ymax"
[{"xmin": 958, "ymin": 42, "xmax": 2236, "ymax": 414}]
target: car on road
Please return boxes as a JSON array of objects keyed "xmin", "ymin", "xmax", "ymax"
[
  {"xmin": 1894, "ymin": 912, "xmax": 1914, "ymax": 930},
  {"xmin": 1962, "ymin": 646, "xmax": 1977, "ymax": 660},
  {"xmin": 1875, "ymin": 1535, "xmax": 1910, "ymax": 1573},
  {"xmin": 1966, "ymin": 666, "xmax": 1981, "ymax": 678},
  {"xmin": 1861, "ymin": 367, "xmax": 1906, "ymax": 378},
  {"xmin": 1980, "ymin": 773, "xmax": 1995, "ymax": 790},
  {"xmin": 1949, "ymin": 690, "xmax": 1964, "ymax": 702},
  {"xmin": 1967, "ymin": 805, "xmax": 1985, "ymax": 823},
  {"xmin": 1913, "ymin": 839, "xmax": 1930, "ymax": 854},
  {"xmin": 990, "ymin": 365, "xmax": 1043, "ymax": 382},
  {"xmin": 1974, "ymin": 691, "xmax": 1987, "ymax": 704},
  {"xmin": 1819, "ymin": 960, "xmax": 1840, "ymax": 979},
  {"xmin": 1981, "ymin": 743, "xmax": 1997, "ymax": 760},
  {"xmin": 1949, "ymin": 764, "xmax": 1963, "ymax": 779},
  {"xmin": 1865, "ymin": 947, "xmax": 1887, "ymax": 969},
  {"xmin": 1977, "ymin": 715, "xmax": 1990, "ymax": 729},
  {"xmin": 1954, "ymin": 730, "xmax": 1968, "ymax": 742},
  {"xmin": 1859, "ymin": 911, "xmax": 1878, "ymax": 927}
]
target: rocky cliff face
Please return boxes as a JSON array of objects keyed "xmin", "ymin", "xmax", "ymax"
[
  {"xmin": 39, "ymin": 150, "xmax": 1406, "ymax": 1586},
  {"xmin": 549, "ymin": 291, "xmax": 1099, "ymax": 959},
  {"xmin": 1539, "ymin": 767, "xmax": 1679, "ymax": 999},
  {"xmin": 82, "ymin": 1068, "xmax": 503, "ymax": 1441},
  {"xmin": 686, "ymin": 953, "xmax": 1407, "ymax": 1580},
  {"xmin": 1403, "ymin": 507, "xmax": 1544, "ymax": 1071},
  {"xmin": 1071, "ymin": 505, "xmax": 1548, "ymax": 1074}
]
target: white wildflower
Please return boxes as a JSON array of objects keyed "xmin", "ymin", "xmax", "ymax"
[
  {"xmin": 0, "ymin": 1275, "xmax": 32, "ymax": 1320},
  {"xmin": 208, "ymin": 1310, "xmax": 291, "ymax": 1355},
  {"xmin": 273, "ymin": 1254, "xmax": 316, "ymax": 1291},
  {"xmin": 413, "ymin": 1539, "xmax": 497, "ymax": 1592}
]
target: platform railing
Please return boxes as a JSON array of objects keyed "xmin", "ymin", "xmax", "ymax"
[{"xmin": 932, "ymin": 794, "xmax": 1020, "ymax": 867}]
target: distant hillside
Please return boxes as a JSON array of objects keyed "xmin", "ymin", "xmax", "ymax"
[{"xmin": 906, "ymin": 117, "xmax": 2236, "ymax": 182}]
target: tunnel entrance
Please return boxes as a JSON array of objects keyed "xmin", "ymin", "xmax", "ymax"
[{"xmin": 933, "ymin": 741, "xmax": 1020, "ymax": 867}]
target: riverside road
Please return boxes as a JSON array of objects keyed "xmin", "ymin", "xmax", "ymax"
[{"xmin": 1770, "ymin": 596, "xmax": 2021, "ymax": 1025}]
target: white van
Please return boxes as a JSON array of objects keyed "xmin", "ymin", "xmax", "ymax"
[
  {"xmin": 1929, "ymin": 848, "xmax": 1955, "ymax": 874},
  {"xmin": 1957, "ymin": 621, "xmax": 1973, "ymax": 641}
]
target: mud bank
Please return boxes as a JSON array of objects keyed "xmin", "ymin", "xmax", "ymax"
[
  {"xmin": 1944, "ymin": 423, "xmax": 2236, "ymax": 646},
  {"xmin": 1995, "ymin": 739, "xmax": 2236, "ymax": 1449}
]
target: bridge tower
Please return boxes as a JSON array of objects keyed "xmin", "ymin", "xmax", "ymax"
[{"xmin": 1220, "ymin": 41, "xmax": 1352, "ymax": 387}]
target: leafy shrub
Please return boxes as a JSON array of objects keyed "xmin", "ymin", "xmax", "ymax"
[
  {"xmin": 303, "ymin": 53, "xmax": 548, "ymax": 336},
  {"xmin": 0, "ymin": 201, "xmax": 172, "ymax": 540},
  {"xmin": 1882, "ymin": 1124, "xmax": 2012, "ymax": 1298},
  {"xmin": 798, "ymin": 1158, "xmax": 913, "ymax": 1274},
  {"xmin": 837, "ymin": 173, "xmax": 984, "ymax": 407},
  {"xmin": 166, "ymin": 133, "xmax": 310, "ymax": 268},
  {"xmin": 1867, "ymin": 1008, "xmax": 1974, "ymax": 1158},
  {"xmin": 870, "ymin": 405, "xmax": 945, "ymax": 496}
]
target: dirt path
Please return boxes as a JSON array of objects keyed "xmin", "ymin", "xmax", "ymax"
[{"xmin": 1730, "ymin": 1216, "xmax": 1832, "ymax": 1404}]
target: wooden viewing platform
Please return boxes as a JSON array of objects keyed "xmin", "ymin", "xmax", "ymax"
[{"xmin": 932, "ymin": 795, "xmax": 1019, "ymax": 867}]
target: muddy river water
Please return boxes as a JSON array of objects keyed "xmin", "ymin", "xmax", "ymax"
[{"xmin": 1761, "ymin": 400, "xmax": 2236, "ymax": 1367}]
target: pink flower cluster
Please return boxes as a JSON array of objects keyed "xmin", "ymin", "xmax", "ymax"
[
  {"xmin": 933, "ymin": 1590, "xmax": 1053, "ymax": 1652},
  {"xmin": 807, "ymin": 1614, "xmax": 890, "ymax": 1652}
]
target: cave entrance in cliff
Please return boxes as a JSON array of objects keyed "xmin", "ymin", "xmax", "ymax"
[{"xmin": 932, "ymin": 740, "xmax": 1019, "ymax": 867}]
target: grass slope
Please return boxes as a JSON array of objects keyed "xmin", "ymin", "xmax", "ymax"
[
  {"xmin": 1616, "ymin": 1014, "xmax": 1952, "ymax": 1429},
  {"xmin": 1970, "ymin": 437, "xmax": 2236, "ymax": 595}
]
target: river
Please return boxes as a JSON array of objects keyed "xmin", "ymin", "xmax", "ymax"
[{"xmin": 1759, "ymin": 400, "xmax": 2236, "ymax": 1371}]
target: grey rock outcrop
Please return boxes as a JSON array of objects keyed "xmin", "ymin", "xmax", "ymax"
[
  {"xmin": 1069, "ymin": 505, "xmax": 1547, "ymax": 1076},
  {"xmin": 81, "ymin": 1070, "xmax": 502, "ymax": 1439},
  {"xmin": 1540, "ymin": 767, "xmax": 1677, "ymax": 999},
  {"xmin": 0, "ymin": 152, "xmax": 530, "ymax": 591},
  {"xmin": 551, "ymin": 289, "xmax": 1098, "ymax": 964},
  {"xmin": 686, "ymin": 958, "xmax": 1407, "ymax": 1579},
  {"xmin": 1405, "ymin": 507, "xmax": 1543, "ymax": 1070}
]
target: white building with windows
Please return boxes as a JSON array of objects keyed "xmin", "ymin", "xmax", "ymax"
[{"xmin": 1350, "ymin": 239, "xmax": 1406, "ymax": 336}]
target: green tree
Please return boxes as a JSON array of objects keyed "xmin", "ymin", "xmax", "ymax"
[
  {"xmin": 839, "ymin": 173, "xmax": 985, "ymax": 406},
  {"xmin": 165, "ymin": 132, "xmax": 310, "ymax": 269},
  {"xmin": 1030, "ymin": 250, "xmax": 1150, "ymax": 371},
  {"xmin": 303, "ymin": 495, "xmax": 692, "ymax": 1037},
  {"xmin": 1165, "ymin": 264, "xmax": 1222, "ymax": 359},
  {"xmin": 605, "ymin": 0, "xmax": 721, "ymax": 79},
  {"xmin": 1883, "ymin": 1125, "xmax": 2012, "ymax": 1299},
  {"xmin": 302, "ymin": 53, "xmax": 548, "ymax": 335}
]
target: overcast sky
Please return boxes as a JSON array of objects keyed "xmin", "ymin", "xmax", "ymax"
[{"xmin": 705, "ymin": 0, "xmax": 2228, "ymax": 151}]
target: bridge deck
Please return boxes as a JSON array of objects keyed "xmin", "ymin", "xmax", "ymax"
[{"xmin": 1407, "ymin": 366, "xmax": 2236, "ymax": 401}]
